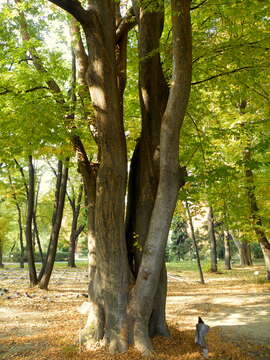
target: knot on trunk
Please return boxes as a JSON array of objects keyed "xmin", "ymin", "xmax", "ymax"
[{"xmin": 142, "ymin": 267, "xmax": 150, "ymax": 280}]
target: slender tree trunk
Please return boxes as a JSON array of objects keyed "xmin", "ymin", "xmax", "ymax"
[
  {"xmin": 207, "ymin": 206, "xmax": 218, "ymax": 273},
  {"xmin": 244, "ymin": 146, "xmax": 270, "ymax": 279},
  {"xmin": 8, "ymin": 171, "xmax": 25, "ymax": 268},
  {"xmin": 33, "ymin": 216, "xmax": 44, "ymax": 264},
  {"xmin": 0, "ymin": 242, "xmax": 4, "ymax": 268},
  {"xmin": 39, "ymin": 159, "xmax": 69, "ymax": 289},
  {"xmin": 68, "ymin": 221, "xmax": 78, "ymax": 268},
  {"xmin": 25, "ymin": 155, "xmax": 38, "ymax": 286},
  {"xmin": 68, "ymin": 183, "xmax": 84, "ymax": 267},
  {"xmin": 186, "ymin": 201, "xmax": 205, "ymax": 284},
  {"xmin": 33, "ymin": 179, "xmax": 44, "ymax": 263},
  {"xmin": 38, "ymin": 160, "xmax": 63, "ymax": 282},
  {"xmin": 17, "ymin": 203, "xmax": 25, "ymax": 268},
  {"xmin": 224, "ymin": 231, "xmax": 232, "ymax": 270}
]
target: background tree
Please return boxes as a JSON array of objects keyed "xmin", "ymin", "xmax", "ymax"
[{"xmin": 66, "ymin": 173, "xmax": 85, "ymax": 267}]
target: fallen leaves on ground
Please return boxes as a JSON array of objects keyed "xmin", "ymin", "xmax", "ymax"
[{"xmin": 1, "ymin": 265, "xmax": 270, "ymax": 360}]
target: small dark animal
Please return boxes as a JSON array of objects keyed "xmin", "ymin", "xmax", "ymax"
[{"xmin": 195, "ymin": 317, "xmax": 209, "ymax": 357}]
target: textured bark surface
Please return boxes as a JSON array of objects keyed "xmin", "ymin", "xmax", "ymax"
[
  {"xmin": 125, "ymin": 0, "xmax": 170, "ymax": 339},
  {"xmin": 45, "ymin": 0, "xmax": 192, "ymax": 354},
  {"xmin": 130, "ymin": 0, "xmax": 192, "ymax": 354},
  {"xmin": 80, "ymin": 2, "xmax": 129, "ymax": 352}
]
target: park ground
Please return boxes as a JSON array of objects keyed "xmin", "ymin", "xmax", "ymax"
[{"xmin": 1, "ymin": 262, "xmax": 270, "ymax": 360}]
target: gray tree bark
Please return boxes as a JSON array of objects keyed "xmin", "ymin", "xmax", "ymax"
[{"xmin": 44, "ymin": 0, "xmax": 192, "ymax": 354}]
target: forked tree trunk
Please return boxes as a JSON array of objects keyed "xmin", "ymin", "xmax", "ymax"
[
  {"xmin": 39, "ymin": 160, "xmax": 69, "ymax": 289},
  {"xmin": 207, "ymin": 206, "xmax": 218, "ymax": 273},
  {"xmin": 68, "ymin": 183, "xmax": 84, "ymax": 267},
  {"xmin": 68, "ymin": 224, "xmax": 84, "ymax": 267},
  {"xmin": 47, "ymin": 0, "xmax": 191, "ymax": 355}
]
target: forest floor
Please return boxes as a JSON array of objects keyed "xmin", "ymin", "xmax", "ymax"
[{"xmin": 0, "ymin": 263, "xmax": 270, "ymax": 360}]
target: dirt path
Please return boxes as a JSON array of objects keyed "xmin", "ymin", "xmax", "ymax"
[
  {"xmin": 1, "ymin": 266, "xmax": 270, "ymax": 359},
  {"xmin": 166, "ymin": 271, "xmax": 270, "ymax": 359}
]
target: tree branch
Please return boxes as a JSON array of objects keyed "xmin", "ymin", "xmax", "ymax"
[
  {"xmin": 191, "ymin": 66, "xmax": 262, "ymax": 85},
  {"xmin": 116, "ymin": 7, "xmax": 137, "ymax": 43},
  {"xmin": 47, "ymin": 0, "xmax": 89, "ymax": 25},
  {"xmin": 191, "ymin": 0, "xmax": 208, "ymax": 10},
  {"xmin": 14, "ymin": 158, "xmax": 29, "ymax": 199},
  {"xmin": 0, "ymin": 86, "xmax": 50, "ymax": 96},
  {"xmin": 75, "ymin": 224, "xmax": 85, "ymax": 238}
]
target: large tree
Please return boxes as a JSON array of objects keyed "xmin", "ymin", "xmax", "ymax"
[{"xmin": 44, "ymin": 0, "xmax": 191, "ymax": 355}]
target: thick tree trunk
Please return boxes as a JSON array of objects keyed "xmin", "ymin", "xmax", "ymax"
[
  {"xmin": 207, "ymin": 206, "xmax": 218, "ymax": 273},
  {"xmin": 47, "ymin": 0, "xmax": 191, "ymax": 354},
  {"xmin": 80, "ymin": 3, "xmax": 129, "ymax": 353},
  {"xmin": 125, "ymin": 0, "xmax": 170, "ymax": 338},
  {"xmin": 186, "ymin": 201, "xmax": 205, "ymax": 284},
  {"xmin": 25, "ymin": 155, "xmax": 38, "ymax": 286},
  {"xmin": 39, "ymin": 160, "xmax": 69, "ymax": 289},
  {"xmin": 130, "ymin": 0, "xmax": 192, "ymax": 354}
]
